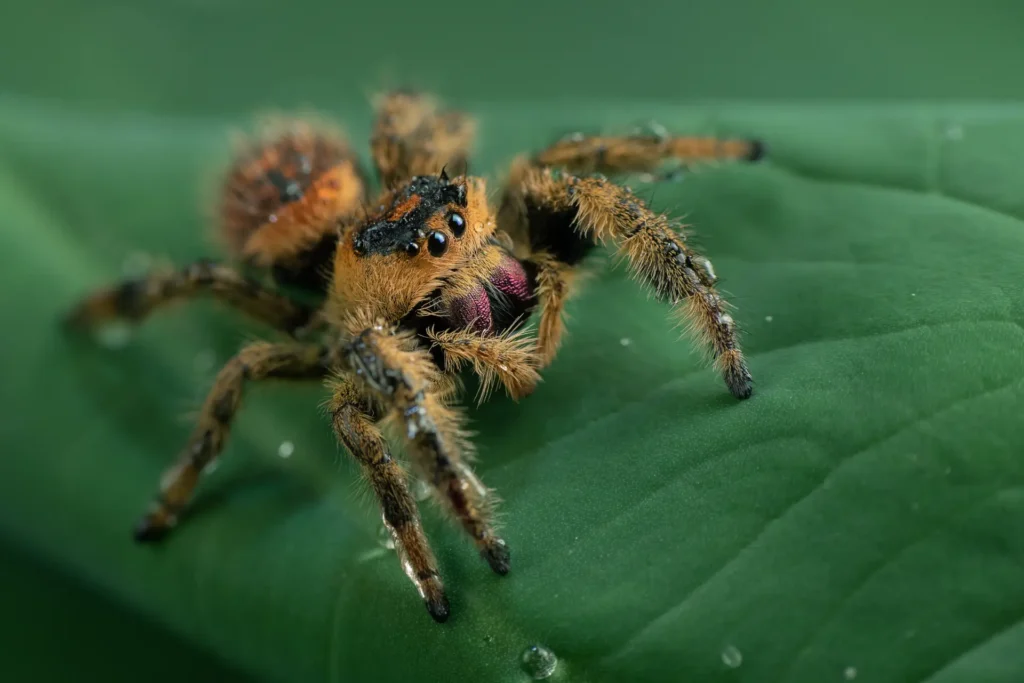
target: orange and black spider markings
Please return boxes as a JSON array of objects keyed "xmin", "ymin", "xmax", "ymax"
[{"xmin": 63, "ymin": 90, "xmax": 765, "ymax": 623}]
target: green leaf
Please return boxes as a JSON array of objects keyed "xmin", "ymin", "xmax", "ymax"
[{"xmin": 1, "ymin": 97, "xmax": 1023, "ymax": 683}]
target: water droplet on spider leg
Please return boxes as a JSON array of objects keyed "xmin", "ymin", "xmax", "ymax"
[
  {"xmin": 377, "ymin": 524, "xmax": 396, "ymax": 550},
  {"xmin": 120, "ymin": 251, "xmax": 153, "ymax": 278},
  {"xmin": 277, "ymin": 441, "xmax": 294, "ymax": 458},
  {"xmin": 520, "ymin": 644, "xmax": 558, "ymax": 680},
  {"xmin": 721, "ymin": 645, "xmax": 743, "ymax": 668},
  {"xmin": 692, "ymin": 255, "xmax": 717, "ymax": 284},
  {"xmin": 844, "ymin": 666, "xmax": 858, "ymax": 680},
  {"xmin": 96, "ymin": 322, "xmax": 132, "ymax": 349}
]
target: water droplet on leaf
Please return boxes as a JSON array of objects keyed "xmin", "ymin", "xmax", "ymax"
[
  {"xmin": 844, "ymin": 666, "xmax": 857, "ymax": 680},
  {"xmin": 377, "ymin": 525, "xmax": 395, "ymax": 550},
  {"xmin": 620, "ymin": 338, "xmax": 632, "ymax": 346},
  {"xmin": 721, "ymin": 645, "xmax": 742, "ymax": 668},
  {"xmin": 277, "ymin": 441, "xmax": 294, "ymax": 458},
  {"xmin": 520, "ymin": 644, "xmax": 558, "ymax": 680},
  {"xmin": 121, "ymin": 251, "xmax": 153, "ymax": 278},
  {"xmin": 193, "ymin": 349, "xmax": 216, "ymax": 374},
  {"xmin": 765, "ymin": 315, "xmax": 774, "ymax": 322},
  {"xmin": 97, "ymin": 323, "xmax": 132, "ymax": 349}
]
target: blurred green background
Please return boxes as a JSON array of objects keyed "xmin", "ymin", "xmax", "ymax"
[{"xmin": 2, "ymin": 1, "xmax": 1022, "ymax": 681}]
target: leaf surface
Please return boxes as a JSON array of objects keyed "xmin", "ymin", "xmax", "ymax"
[{"xmin": 1, "ymin": 99, "xmax": 1022, "ymax": 683}]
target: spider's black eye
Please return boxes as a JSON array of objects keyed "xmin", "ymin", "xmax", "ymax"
[
  {"xmin": 427, "ymin": 231, "xmax": 448, "ymax": 257},
  {"xmin": 405, "ymin": 242, "xmax": 420, "ymax": 257},
  {"xmin": 447, "ymin": 211, "xmax": 466, "ymax": 238}
]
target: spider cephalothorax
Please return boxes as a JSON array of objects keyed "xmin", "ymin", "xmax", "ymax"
[{"xmin": 64, "ymin": 91, "xmax": 764, "ymax": 622}]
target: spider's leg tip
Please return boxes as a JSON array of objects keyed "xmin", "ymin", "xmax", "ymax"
[
  {"xmin": 726, "ymin": 373, "xmax": 754, "ymax": 400},
  {"xmin": 746, "ymin": 139, "xmax": 767, "ymax": 162},
  {"xmin": 425, "ymin": 594, "xmax": 451, "ymax": 623},
  {"xmin": 133, "ymin": 516, "xmax": 171, "ymax": 543},
  {"xmin": 482, "ymin": 538, "xmax": 511, "ymax": 576}
]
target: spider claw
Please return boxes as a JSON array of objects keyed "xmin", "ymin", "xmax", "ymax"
[
  {"xmin": 425, "ymin": 593, "xmax": 451, "ymax": 623},
  {"xmin": 481, "ymin": 538, "xmax": 511, "ymax": 575},
  {"xmin": 132, "ymin": 515, "xmax": 171, "ymax": 543},
  {"xmin": 725, "ymin": 367, "xmax": 753, "ymax": 400}
]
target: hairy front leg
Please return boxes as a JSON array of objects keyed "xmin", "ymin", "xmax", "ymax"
[
  {"xmin": 329, "ymin": 378, "xmax": 448, "ymax": 622},
  {"xmin": 501, "ymin": 163, "xmax": 753, "ymax": 399},
  {"xmin": 64, "ymin": 259, "xmax": 318, "ymax": 337},
  {"xmin": 134, "ymin": 341, "xmax": 331, "ymax": 541},
  {"xmin": 370, "ymin": 90, "xmax": 475, "ymax": 189},
  {"xmin": 341, "ymin": 319, "xmax": 510, "ymax": 574}
]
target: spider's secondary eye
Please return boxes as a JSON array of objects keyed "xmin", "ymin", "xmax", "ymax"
[
  {"xmin": 427, "ymin": 231, "xmax": 448, "ymax": 257},
  {"xmin": 405, "ymin": 242, "xmax": 420, "ymax": 257},
  {"xmin": 447, "ymin": 212, "xmax": 466, "ymax": 238}
]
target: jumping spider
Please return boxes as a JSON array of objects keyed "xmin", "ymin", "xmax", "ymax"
[{"xmin": 64, "ymin": 91, "xmax": 763, "ymax": 622}]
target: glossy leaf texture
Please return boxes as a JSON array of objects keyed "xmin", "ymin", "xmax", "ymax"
[{"xmin": 1, "ymin": 98, "xmax": 1022, "ymax": 683}]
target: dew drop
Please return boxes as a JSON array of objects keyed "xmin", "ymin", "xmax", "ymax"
[
  {"xmin": 911, "ymin": 292, "xmax": 917, "ymax": 297},
  {"xmin": 413, "ymin": 477, "xmax": 431, "ymax": 502},
  {"xmin": 520, "ymin": 644, "xmax": 558, "ymax": 680},
  {"xmin": 721, "ymin": 645, "xmax": 742, "ymax": 668},
  {"xmin": 277, "ymin": 441, "xmax": 294, "ymax": 458},
  {"xmin": 377, "ymin": 524, "xmax": 396, "ymax": 550},
  {"xmin": 620, "ymin": 337, "xmax": 632, "ymax": 346},
  {"xmin": 121, "ymin": 251, "xmax": 153, "ymax": 278},
  {"xmin": 844, "ymin": 666, "xmax": 858, "ymax": 680},
  {"xmin": 765, "ymin": 315, "xmax": 774, "ymax": 322},
  {"xmin": 945, "ymin": 124, "xmax": 964, "ymax": 140},
  {"xmin": 193, "ymin": 349, "xmax": 216, "ymax": 374},
  {"xmin": 96, "ymin": 322, "xmax": 132, "ymax": 349},
  {"xmin": 203, "ymin": 459, "xmax": 221, "ymax": 476},
  {"xmin": 692, "ymin": 255, "xmax": 717, "ymax": 284}
]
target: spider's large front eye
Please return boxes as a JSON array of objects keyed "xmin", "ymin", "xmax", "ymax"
[
  {"xmin": 405, "ymin": 242, "xmax": 420, "ymax": 257},
  {"xmin": 447, "ymin": 211, "xmax": 466, "ymax": 238},
  {"xmin": 427, "ymin": 231, "xmax": 448, "ymax": 257}
]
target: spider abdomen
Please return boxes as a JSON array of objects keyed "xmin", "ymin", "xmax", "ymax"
[{"xmin": 217, "ymin": 119, "xmax": 367, "ymax": 271}]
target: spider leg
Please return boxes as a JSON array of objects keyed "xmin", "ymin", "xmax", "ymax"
[
  {"xmin": 342, "ymin": 321, "xmax": 510, "ymax": 575},
  {"xmin": 328, "ymin": 378, "xmax": 448, "ymax": 622},
  {"xmin": 133, "ymin": 341, "xmax": 331, "ymax": 541},
  {"xmin": 530, "ymin": 130, "xmax": 764, "ymax": 176},
  {"xmin": 370, "ymin": 90, "xmax": 476, "ymax": 189},
  {"xmin": 63, "ymin": 259, "xmax": 320, "ymax": 338},
  {"xmin": 517, "ymin": 251, "xmax": 580, "ymax": 368},
  {"xmin": 424, "ymin": 326, "xmax": 541, "ymax": 401},
  {"xmin": 500, "ymin": 163, "xmax": 753, "ymax": 399}
]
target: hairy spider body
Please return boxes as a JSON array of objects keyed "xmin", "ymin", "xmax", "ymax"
[{"xmin": 64, "ymin": 92, "xmax": 763, "ymax": 622}]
